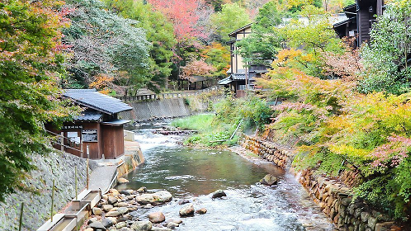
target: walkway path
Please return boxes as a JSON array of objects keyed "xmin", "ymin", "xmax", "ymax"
[{"xmin": 88, "ymin": 165, "xmax": 117, "ymax": 192}]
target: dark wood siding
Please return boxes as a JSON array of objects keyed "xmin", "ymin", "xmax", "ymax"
[
  {"xmin": 358, "ymin": 9, "xmax": 371, "ymax": 47},
  {"xmin": 82, "ymin": 122, "xmax": 101, "ymax": 159},
  {"xmin": 102, "ymin": 125, "xmax": 125, "ymax": 159}
]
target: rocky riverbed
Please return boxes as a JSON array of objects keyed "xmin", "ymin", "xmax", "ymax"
[{"xmin": 83, "ymin": 187, "xmax": 217, "ymax": 231}]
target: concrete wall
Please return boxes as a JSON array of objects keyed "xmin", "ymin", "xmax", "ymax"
[
  {"xmin": 119, "ymin": 90, "xmax": 224, "ymax": 122},
  {"xmin": 0, "ymin": 152, "xmax": 87, "ymax": 231}
]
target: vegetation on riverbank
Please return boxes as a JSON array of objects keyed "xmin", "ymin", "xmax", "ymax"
[
  {"xmin": 172, "ymin": 95, "xmax": 271, "ymax": 147},
  {"xmin": 174, "ymin": 0, "xmax": 411, "ymax": 221},
  {"xmin": 255, "ymin": 0, "xmax": 411, "ymax": 221}
]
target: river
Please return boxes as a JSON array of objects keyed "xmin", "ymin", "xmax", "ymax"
[{"xmin": 117, "ymin": 123, "xmax": 336, "ymax": 231}]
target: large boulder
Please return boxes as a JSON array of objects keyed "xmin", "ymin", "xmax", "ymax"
[
  {"xmin": 179, "ymin": 203, "xmax": 194, "ymax": 217},
  {"xmin": 148, "ymin": 212, "xmax": 166, "ymax": 223},
  {"xmin": 136, "ymin": 191, "xmax": 172, "ymax": 205},
  {"xmin": 211, "ymin": 190, "xmax": 226, "ymax": 199},
  {"xmin": 260, "ymin": 174, "xmax": 278, "ymax": 186},
  {"xmin": 131, "ymin": 221, "xmax": 153, "ymax": 231}
]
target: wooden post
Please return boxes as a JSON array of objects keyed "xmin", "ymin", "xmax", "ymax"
[
  {"xmin": 60, "ymin": 132, "xmax": 64, "ymax": 151},
  {"xmin": 18, "ymin": 203, "xmax": 24, "ymax": 231},
  {"xmin": 75, "ymin": 166, "xmax": 78, "ymax": 200},
  {"xmin": 51, "ymin": 180, "xmax": 55, "ymax": 222},
  {"xmin": 86, "ymin": 145, "xmax": 89, "ymax": 190}
]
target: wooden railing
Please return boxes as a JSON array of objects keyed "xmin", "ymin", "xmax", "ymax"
[{"xmin": 117, "ymin": 86, "xmax": 222, "ymax": 102}]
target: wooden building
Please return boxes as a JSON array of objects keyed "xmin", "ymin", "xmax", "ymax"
[
  {"xmin": 333, "ymin": 0, "xmax": 384, "ymax": 47},
  {"xmin": 47, "ymin": 89, "xmax": 132, "ymax": 159},
  {"xmin": 218, "ymin": 24, "xmax": 269, "ymax": 98}
]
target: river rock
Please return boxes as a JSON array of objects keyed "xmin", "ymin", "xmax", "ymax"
[
  {"xmin": 166, "ymin": 219, "xmax": 183, "ymax": 225},
  {"xmin": 167, "ymin": 222, "xmax": 179, "ymax": 229},
  {"xmin": 116, "ymin": 222, "xmax": 127, "ymax": 229},
  {"xmin": 117, "ymin": 207, "xmax": 129, "ymax": 215},
  {"xmin": 117, "ymin": 202, "xmax": 129, "ymax": 207},
  {"xmin": 136, "ymin": 191, "xmax": 172, "ymax": 205},
  {"xmin": 260, "ymin": 174, "xmax": 278, "ymax": 186},
  {"xmin": 152, "ymin": 228, "xmax": 171, "ymax": 231},
  {"xmin": 90, "ymin": 221, "xmax": 106, "ymax": 230},
  {"xmin": 131, "ymin": 221, "xmax": 153, "ymax": 231},
  {"xmin": 211, "ymin": 189, "xmax": 226, "ymax": 199},
  {"xmin": 102, "ymin": 218, "xmax": 114, "ymax": 228},
  {"xmin": 195, "ymin": 208, "xmax": 207, "ymax": 214},
  {"xmin": 137, "ymin": 187, "xmax": 147, "ymax": 193},
  {"xmin": 148, "ymin": 212, "xmax": 166, "ymax": 223},
  {"xmin": 144, "ymin": 204, "xmax": 153, "ymax": 209},
  {"xmin": 103, "ymin": 204, "xmax": 114, "ymax": 212},
  {"xmin": 106, "ymin": 210, "xmax": 121, "ymax": 217},
  {"xmin": 179, "ymin": 203, "xmax": 194, "ymax": 217},
  {"xmin": 110, "ymin": 189, "xmax": 120, "ymax": 196},
  {"xmin": 178, "ymin": 199, "xmax": 190, "ymax": 205},
  {"xmin": 93, "ymin": 207, "xmax": 103, "ymax": 215},
  {"xmin": 118, "ymin": 178, "xmax": 129, "ymax": 184},
  {"xmin": 109, "ymin": 196, "xmax": 118, "ymax": 205}
]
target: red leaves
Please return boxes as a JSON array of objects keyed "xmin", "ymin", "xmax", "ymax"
[{"xmin": 148, "ymin": 0, "xmax": 209, "ymax": 41}]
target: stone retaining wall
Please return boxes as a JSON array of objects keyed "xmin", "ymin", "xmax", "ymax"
[
  {"xmin": 298, "ymin": 169, "xmax": 397, "ymax": 231},
  {"xmin": 239, "ymin": 134, "xmax": 398, "ymax": 231},
  {"xmin": 0, "ymin": 151, "xmax": 87, "ymax": 230},
  {"xmin": 240, "ymin": 135, "xmax": 294, "ymax": 169}
]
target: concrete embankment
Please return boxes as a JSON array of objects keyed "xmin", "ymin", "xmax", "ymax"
[
  {"xmin": 240, "ymin": 134, "xmax": 398, "ymax": 231},
  {"xmin": 0, "ymin": 151, "xmax": 87, "ymax": 230},
  {"xmin": 119, "ymin": 88, "xmax": 224, "ymax": 122}
]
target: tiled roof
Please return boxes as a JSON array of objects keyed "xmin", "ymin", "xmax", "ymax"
[
  {"xmin": 218, "ymin": 76, "xmax": 232, "ymax": 85},
  {"xmin": 74, "ymin": 110, "xmax": 102, "ymax": 122},
  {"xmin": 64, "ymin": 89, "xmax": 132, "ymax": 115},
  {"xmin": 232, "ymin": 73, "xmax": 246, "ymax": 80}
]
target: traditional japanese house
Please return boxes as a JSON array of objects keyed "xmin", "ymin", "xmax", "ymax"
[
  {"xmin": 47, "ymin": 89, "xmax": 132, "ymax": 159},
  {"xmin": 218, "ymin": 24, "xmax": 269, "ymax": 98},
  {"xmin": 333, "ymin": 0, "xmax": 384, "ymax": 47}
]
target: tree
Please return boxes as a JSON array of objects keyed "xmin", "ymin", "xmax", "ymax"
[
  {"xmin": 278, "ymin": 12, "xmax": 343, "ymax": 76},
  {"xmin": 201, "ymin": 42, "xmax": 231, "ymax": 78},
  {"xmin": 180, "ymin": 58, "xmax": 216, "ymax": 81},
  {"xmin": 359, "ymin": 0, "xmax": 411, "ymax": 95},
  {"xmin": 236, "ymin": 1, "xmax": 283, "ymax": 65},
  {"xmin": 63, "ymin": 0, "xmax": 151, "ymax": 96},
  {"xmin": 0, "ymin": 0, "xmax": 78, "ymax": 201},
  {"xmin": 149, "ymin": 0, "xmax": 211, "ymax": 41},
  {"xmin": 104, "ymin": 0, "xmax": 177, "ymax": 91},
  {"xmin": 211, "ymin": 3, "xmax": 252, "ymax": 43}
]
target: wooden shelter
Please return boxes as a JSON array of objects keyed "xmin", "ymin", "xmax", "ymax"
[{"xmin": 47, "ymin": 89, "xmax": 132, "ymax": 159}]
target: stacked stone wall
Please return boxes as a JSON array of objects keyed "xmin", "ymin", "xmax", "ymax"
[
  {"xmin": 239, "ymin": 134, "xmax": 398, "ymax": 231},
  {"xmin": 298, "ymin": 169, "xmax": 396, "ymax": 231},
  {"xmin": 240, "ymin": 135, "xmax": 294, "ymax": 169}
]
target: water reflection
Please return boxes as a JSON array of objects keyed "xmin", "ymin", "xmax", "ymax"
[{"xmin": 117, "ymin": 124, "xmax": 335, "ymax": 230}]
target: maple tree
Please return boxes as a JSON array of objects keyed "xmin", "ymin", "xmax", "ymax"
[
  {"xmin": 0, "ymin": 0, "xmax": 79, "ymax": 201},
  {"xmin": 148, "ymin": 0, "xmax": 211, "ymax": 41},
  {"xmin": 180, "ymin": 58, "xmax": 216, "ymax": 81}
]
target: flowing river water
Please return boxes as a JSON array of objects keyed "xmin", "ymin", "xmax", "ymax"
[{"xmin": 117, "ymin": 123, "xmax": 336, "ymax": 231}]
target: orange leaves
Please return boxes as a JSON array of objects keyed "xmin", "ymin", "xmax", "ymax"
[
  {"xmin": 89, "ymin": 74, "xmax": 114, "ymax": 94},
  {"xmin": 180, "ymin": 58, "xmax": 216, "ymax": 80}
]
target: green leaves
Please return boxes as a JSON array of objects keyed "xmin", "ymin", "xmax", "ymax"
[
  {"xmin": 359, "ymin": 0, "xmax": 411, "ymax": 95},
  {"xmin": 0, "ymin": 0, "xmax": 79, "ymax": 201}
]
